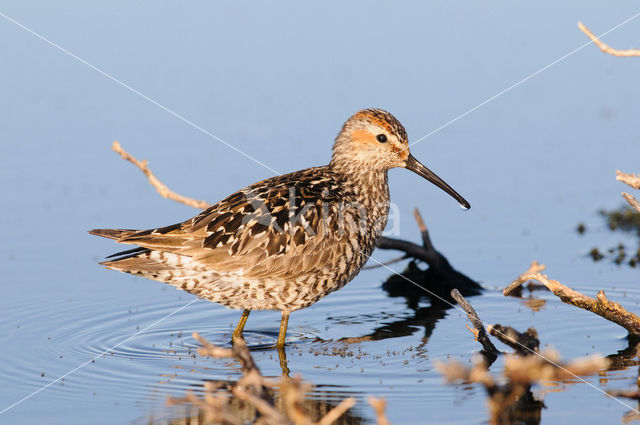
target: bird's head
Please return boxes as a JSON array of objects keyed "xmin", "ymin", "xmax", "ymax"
[{"xmin": 331, "ymin": 108, "xmax": 470, "ymax": 209}]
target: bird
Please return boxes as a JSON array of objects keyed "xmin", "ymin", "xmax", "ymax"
[{"xmin": 90, "ymin": 108, "xmax": 469, "ymax": 349}]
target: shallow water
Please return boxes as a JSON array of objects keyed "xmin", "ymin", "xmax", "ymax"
[{"xmin": 2, "ymin": 2, "xmax": 640, "ymax": 424}]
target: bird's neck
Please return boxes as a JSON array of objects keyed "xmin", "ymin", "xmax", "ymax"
[{"xmin": 329, "ymin": 161, "xmax": 391, "ymax": 238}]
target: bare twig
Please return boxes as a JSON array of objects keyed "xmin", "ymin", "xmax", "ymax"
[
  {"xmin": 622, "ymin": 192, "xmax": 640, "ymax": 214},
  {"xmin": 503, "ymin": 264, "xmax": 640, "ymax": 336},
  {"xmin": 503, "ymin": 261, "xmax": 547, "ymax": 296},
  {"xmin": 451, "ymin": 289, "xmax": 501, "ymax": 356},
  {"xmin": 615, "ymin": 171, "xmax": 640, "ymax": 214},
  {"xmin": 578, "ymin": 22, "xmax": 640, "ymax": 57},
  {"xmin": 112, "ymin": 140, "xmax": 211, "ymax": 209},
  {"xmin": 412, "ymin": 208, "xmax": 430, "ymax": 247},
  {"xmin": 616, "ymin": 171, "xmax": 640, "ymax": 189}
]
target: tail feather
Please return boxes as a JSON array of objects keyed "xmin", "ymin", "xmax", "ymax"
[
  {"xmin": 105, "ymin": 246, "xmax": 150, "ymax": 260},
  {"xmin": 89, "ymin": 228, "xmax": 138, "ymax": 241}
]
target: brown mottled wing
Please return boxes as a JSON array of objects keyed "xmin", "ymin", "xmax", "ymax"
[{"xmin": 117, "ymin": 167, "xmax": 354, "ymax": 278}]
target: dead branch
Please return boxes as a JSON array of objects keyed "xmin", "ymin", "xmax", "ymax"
[
  {"xmin": 451, "ymin": 289, "xmax": 501, "ymax": 357},
  {"xmin": 622, "ymin": 192, "xmax": 640, "ymax": 214},
  {"xmin": 503, "ymin": 263, "xmax": 640, "ymax": 336},
  {"xmin": 112, "ymin": 140, "xmax": 211, "ymax": 209},
  {"xmin": 412, "ymin": 208, "xmax": 430, "ymax": 247},
  {"xmin": 616, "ymin": 171, "xmax": 640, "ymax": 189},
  {"xmin": 487, "ymin": 325, "xmax": 539, "ymax": 356},
  {"xmin": 578, "ymin": 22, "xmax": 640, "ymax": 57},
  {"xmin": 503, "ymin": 261, "xmax": 547, "ymax": 296}
]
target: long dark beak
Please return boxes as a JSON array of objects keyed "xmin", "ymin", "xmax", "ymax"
[{"xmin": 405, "ymin": 155, "xmax": 470, "ymax": 210}]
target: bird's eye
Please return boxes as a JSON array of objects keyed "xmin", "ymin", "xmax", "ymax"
[{"xmin": 376, "ymin": 134, "xmax": 387, "ymax": 143}]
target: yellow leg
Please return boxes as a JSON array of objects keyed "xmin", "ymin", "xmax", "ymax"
[
  {"xmin": 276, "ymin": 311, "xmax": 290, "ymax": 348},
  {"xmin": 232, "ymin": 309, "xmax": 251, "ymax": 341}
]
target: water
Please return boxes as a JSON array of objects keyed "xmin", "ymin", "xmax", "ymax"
[{"xmin": 2, "ymin": 2, "xmax": 640, "ymax": 424}]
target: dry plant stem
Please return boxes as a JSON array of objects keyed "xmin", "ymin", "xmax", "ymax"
[
  {"xmin": 578, "ymin": 22, "xmax": 640, "ymax": 57},
  {"xmin": 616, "ymin": 171, "xmax": 640, "ymax": 189},
  {"xmin": 368, "ymin": 398, "xmax": 392, "ymax": 425},
  {"xmin": 112, "ymin": 140, "xmax": 211, "ymax": 209},
  {"xmin": 622, "ymin": 192, "xmax": 640, "ymax": 214},
  {"xmin": 451, "ymin": 289, "xmax": 501, "ymax": 356},
  {"xmin": 504, "ymin": 267, "xmax": 640, "ymax": 336}
]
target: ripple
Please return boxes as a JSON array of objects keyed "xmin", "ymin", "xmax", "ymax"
[{"xmin": 1, "ymin": 293, "xmax": 323, "ymax": 408}]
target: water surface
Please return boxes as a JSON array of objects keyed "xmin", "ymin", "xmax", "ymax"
[{"xmin": 2, "ymin": 2, "xmax": 640, "ymax": 424}]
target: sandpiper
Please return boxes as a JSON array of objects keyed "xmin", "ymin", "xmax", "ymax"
[{"xmin": 90, "ymin": 109, "xmax": 469, "ymax": 348}]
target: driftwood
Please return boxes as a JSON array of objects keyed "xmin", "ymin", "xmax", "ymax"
[
  {"xmin": 578, "ymin": 22, "xmax": 640, "ymax": 57},
  {"xmin": 504, "ymin": 261, "xmax": 640, "ymax": 337}
]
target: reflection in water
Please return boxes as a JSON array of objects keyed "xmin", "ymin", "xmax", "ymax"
[
  {"xmin": 155, "ymin": 374, "xmax": 367, "ymax": 425},
  {"xmin": 606, "ymin": 335, "xmax": 640, "ymax": 371},
  {"xmin": 337, "ymin": 246, "xmax": 482, "ymax": 346}
]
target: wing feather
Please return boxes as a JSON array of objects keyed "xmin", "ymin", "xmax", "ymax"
[{"xmin": 105, "ymin": 167, "xmax": 355, "ymax": 279}]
